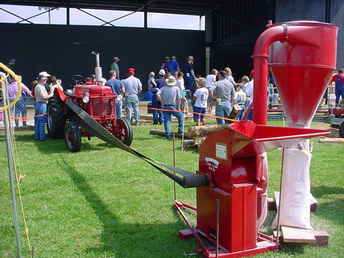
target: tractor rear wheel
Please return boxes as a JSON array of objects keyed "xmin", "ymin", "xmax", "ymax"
[
  {"xmin": 340, "ymin": 122, "xmax": 344, "ymax": 138},
  {"xmin": 115, "ymin": 118, "xmax": 133, "ymax": 146},
  {"xmin": 47, "ymin": 95, "xmax": 66, "ymax": 138},
  {"xmin": 64, "ymin": 120, "xmax": 81, "ymax": 152}
]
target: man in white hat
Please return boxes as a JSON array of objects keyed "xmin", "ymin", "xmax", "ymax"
[
  {"xmin": 159, "ymin": 75, "xmax": 184, "ymax": 139},
  {"xmin": 39, "ymin": 71, "xmax": 50, "ymax": 77},
  {"xmin": 34, "ymin": 74, "xmax": 53, "ymax": 140}
]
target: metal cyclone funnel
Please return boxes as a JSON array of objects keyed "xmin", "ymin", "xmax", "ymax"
[{"xmin": 269, "ymin": 21, "xmax": 338, "ymax": 127}]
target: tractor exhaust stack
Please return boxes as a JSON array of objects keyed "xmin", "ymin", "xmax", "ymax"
[{"xmin": 91, "ymin": 51, "xmax": 103, "ymax": 83}]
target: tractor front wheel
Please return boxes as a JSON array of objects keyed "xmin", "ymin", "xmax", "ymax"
[
  {"xmin": 340, "ymin": 122, "xmax": 344, "ymax": 138},
  {"xmin": 114, "ymin": 118, "xmax": 133, "ymax": 146},
  {"xmin": 64, "ymin": 120, "xmax": 82, "ymax": 152}
]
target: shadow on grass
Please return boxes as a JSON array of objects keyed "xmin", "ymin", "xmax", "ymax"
[
  {"xmin": 81, "ymin": 141, "xmax": 109, "ymax": 151},
  {"xmin": 280, "ymin": 244, "xmax": 305, "ymax": 255},
  {"xmin": 10, "ymin": 134, "xmax": 68, "ymax": 153},
  {"xmin": 312, "ymin": 185, "xmax": 344, "ymax": 197},
  {"xmin": 311, "ymin": 185, "xmax": 344, "ymax": 226},
  {"xmin": 317, "ymin": 198, "xmax": 344, "ymax": 226},
  {"xmin": 58, "ymin": 159, "xmax": 193, "ymax": 257},
  {"xmin": 11, "ymin": 133, "xmax": 110, "ymax": 153}
]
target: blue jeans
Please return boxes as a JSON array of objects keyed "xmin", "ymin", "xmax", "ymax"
[
  {"xmin": 162, "ymin": 106, "xmax": 184, "ymax": 138},
  {"xmin": 193, "ymin": 106, "xmax": 206, "ymax": 123},
  {"xmin": 125, "ymin": 95, "xmax": 140, "ymax": 124},
  {"xmin": 34, "ymin": 102, "xmax": 47, "ymax": 140},
  {"xmin": 15, "ymin": 96, "xmax": 27, "ymax": 126},
  {"xmin": 215, "ymin": 102, "xmax": 232, "ymax": 124},
  {"xmin": 185, "ymin": 76, "xmax": 194, "ymax": 91},
  {"xmin": 115, "ymin": 100, "xmax": 123, "ymax": 119},
  {"xmin": 335, "ymin": 86, "xmax": 344, "ymax": 105},
  {"xmin": 152, "ymin": 105, "xmax": 163, "ymax": 124}
]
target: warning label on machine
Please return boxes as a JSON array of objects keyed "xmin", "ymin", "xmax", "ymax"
[{"xmin": 216, "ymin": 143, "xmax": 227, "ymax": 160}]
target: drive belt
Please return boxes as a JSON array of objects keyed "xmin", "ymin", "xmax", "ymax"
[{"xmin": 65, "ymin": 99, "xmax": 208, "ymax": 188}]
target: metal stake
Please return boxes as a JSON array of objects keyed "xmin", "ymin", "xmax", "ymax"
[
  {"xmin": 2, "ymin": 80, "xmax": 23, "ymax": 258},
  {"xmin": 172, "ymin": 133, "xmax": 176, "ymax": 201},
  {"xmin": 276, "ymin": 148, "xmax": 285, "ymax": 245},
  {"xmin": 181, "ymin": 129, "xmax": 185, "ymax": 152},
  {"xmin": 216, "ymin": 199, "xmax": 220, "ymax": 258}
]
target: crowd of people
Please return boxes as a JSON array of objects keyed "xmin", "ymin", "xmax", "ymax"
[
  {"xmin": 0, "ymin": 58, "xmax": 64, "ymax": 140},
  {"xmin": 0, "ymin": 55, "xmax": 270, "ymax": 141},
  {"xmin": 2, "ymin": 55, "xmax": 344, "ymax": 141},
  {"xmin": 139, "ymin": 55, "xmax": 256, "ymax": 139}
]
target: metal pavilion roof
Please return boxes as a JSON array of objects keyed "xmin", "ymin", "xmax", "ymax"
[{"xmin": 1, "ymin": 0, "xmax": 227, "ymax": 15}]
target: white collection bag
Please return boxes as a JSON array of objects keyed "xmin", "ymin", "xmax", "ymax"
[{"xmin": 275, "ymin": 142, "xmax": 313, "ymax": 229}]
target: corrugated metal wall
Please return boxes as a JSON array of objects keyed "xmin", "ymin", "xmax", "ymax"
[
  {"xmin": 331, "ymin": 0, "xmax": 344, "ymax": 68},
  {"xmin": 275, "ymin": 0, "xmax": 344, "ymax": 69},
  {"xmin": 275, "ymin": 0, "xmax": 326, "ymax": 21},
  {"xmin": 208, "ymin": 0, "xmax": 275, "ymax": 78}
]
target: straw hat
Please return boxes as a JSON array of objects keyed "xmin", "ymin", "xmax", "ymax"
[{"xmin": 165, "ymin": 76, "xmax": 177, "ymax": 86}]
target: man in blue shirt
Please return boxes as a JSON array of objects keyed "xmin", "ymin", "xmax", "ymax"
[
  {"xmin": 167, "ymin": 56, "xmax": 180, "ymax": 75},
  {"xmin": 105, "ymin": 70, "xmax": 124, "ymax": 118},
  {"xmin": 184, "ymin": 56, "xmax": 195, "ymax": 91}
]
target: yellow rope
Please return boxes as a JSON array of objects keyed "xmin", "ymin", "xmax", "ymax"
[
  {"xmin": 0, "ymin": 62, "xmax": 22, "ymax": 111},
  {"xmin": 12, "ymin": 135, "xmax": 32, "ymax": 252},
  {"xmin": 1, "ymin": 65, "xmax": 33, "ymax": 254}
]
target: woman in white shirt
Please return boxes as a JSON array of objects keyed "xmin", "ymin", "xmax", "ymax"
[
  {"xmin": 206, "ymin": 69, "xmax": 218, "ymax": 114},
  {"xmin": 176, "ymin": 71, "xmax": 188, "ymax": 113},
  {"xmin": 193, "ymin": 78, "xmax": 209, "ymax": 125},
  {"xmin": 176, "ymin": 71, "xmax": 185, "ymax": 91}
]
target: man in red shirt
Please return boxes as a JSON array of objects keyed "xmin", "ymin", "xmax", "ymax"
[{"xmin": 331, "ymin": 69, "xmax": 344, "ymax": 106}]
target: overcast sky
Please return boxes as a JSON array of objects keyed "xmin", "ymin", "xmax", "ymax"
[{"xmin": 0, "ymin": 4, "xmax": 205, "ymax": 30}]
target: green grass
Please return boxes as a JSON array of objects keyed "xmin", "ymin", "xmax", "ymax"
[{"xmin": 0, "ymin": 121, "xmax": 343, "ymax": 258}]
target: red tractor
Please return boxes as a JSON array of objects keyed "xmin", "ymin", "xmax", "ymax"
[{"xmin": 47, "ymin": 52, "xmax": 133, "ymax": 152}]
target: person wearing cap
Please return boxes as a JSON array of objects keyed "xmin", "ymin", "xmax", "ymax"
[
  {"xmin": 156, "ymin": 69, "xmax": 166, "ymax": 88},
  {"xmin": 159, "ymin": 75, "xmax": 184, "ymax": 139},
  {"xmin": 122, "ymin": 68, "xmax": 142, "ymax": 125},
  {"xmin": 183, "ymin": 56, "xmax": 196, "ymax": 92},
  {"xmin": 213, "ymin": 71, "xmax": 235, "ymax": 124},
  {"xmin": 111, "ymin": 57, "xmax": 120, "ymax": 79},
  {"xmin": 34, "ymin": 75, "xmax": 54, "ymax": 140},
  {"xmin": 167, "ymin": 56, "xmax": 180, "ymax": 76},
  {"xmin": 106, "ymin": 70, "xmax": 125, "ymax": 118},
  {"xmin": 38, "ymin": 71, "xmax": 51, "ymax": 92}
]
